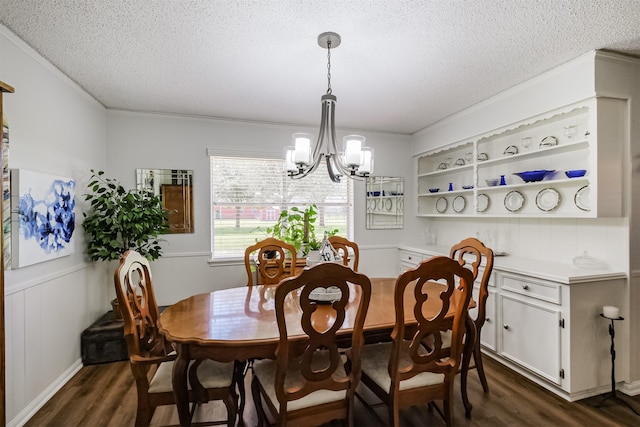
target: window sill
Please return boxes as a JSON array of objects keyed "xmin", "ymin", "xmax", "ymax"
[{"xmin": 208, "ymin": 257, "xmax": 244, "ymax": 267}]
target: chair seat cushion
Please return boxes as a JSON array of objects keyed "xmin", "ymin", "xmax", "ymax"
[
  {"xmin": 360, "ymin": 342, "xmax": 444, "ymax": 391},
  {"xmin": 149, "ymin": 358, "xmax": 235, "ymax": 393},
  {"xmin": 253, "ymin": 352, "xmax": 347, "ymax": 413}
]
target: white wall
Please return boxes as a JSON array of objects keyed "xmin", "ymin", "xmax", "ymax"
[
  {"xmin": 0, "ymin": 26, "xmax": 108, "ymax": 424},
  {"xmin": 106, "ymin": 111, "xmax": 412, "ymax": 305}
]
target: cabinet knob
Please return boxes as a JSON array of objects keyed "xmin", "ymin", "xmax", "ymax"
[
  {"xmin": 503, "ymin": 324, "xmax": 509, "ymax": 330},
  {"xmin": 486, "ymin": 318, "xmax": 491, "ymax": 323},
  {"xmin": 522, "ymin": 284, "xmax": 529, "ymax": 290},
  {"xmin": 408, "ymin": 256, "xmax": 412, "ymax": 260}
]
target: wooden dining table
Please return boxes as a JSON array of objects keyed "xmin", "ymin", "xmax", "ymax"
[{"xmin": 159, "ymin": 277, "xmax": 477, "ymax": 426}]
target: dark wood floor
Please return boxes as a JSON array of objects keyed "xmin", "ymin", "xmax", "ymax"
[{"xmin": 25, "ymin": 355, "xmax": 640, "ymax": 426}]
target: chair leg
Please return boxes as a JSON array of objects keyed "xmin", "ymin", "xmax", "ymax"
[
  {"xmin": 461, "ymin": 317, "xmax": 475, "ymax": 419},
  {"xmin": 222, "ymin": 390, "xmax": 238, "ymax": 427},
  {"xmin": 235, "ymin": 360, "xmax": 247, "ymax": 418},
  {"xmin": 135, "ymin": 397, "xmax": 154, "ymax": 427},
  {"xmin": 443, "ymin": 397, "xmax": 453, "ymax": 427},
  {"xmin": 474, "ymin": 336, "xmax": 490, "ymax": 393},
  {"xmin": 388, "ymin": 397, "xmax": 400, "ymax": 427},
  {"xmin": 251, "ymin": 375, "xmax": 266, "ymax": 427}
]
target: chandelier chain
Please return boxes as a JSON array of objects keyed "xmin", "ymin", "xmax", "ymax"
[{"xmin": 326, "ymin": 40, "xmax": 332, "ymax": 95}]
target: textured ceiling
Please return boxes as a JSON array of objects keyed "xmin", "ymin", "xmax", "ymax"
[{"xmin": 1, "ymin": 0, "xmax": 639, "ymax": 135}]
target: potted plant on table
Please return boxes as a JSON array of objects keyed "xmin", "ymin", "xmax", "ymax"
[
  {"xmin": 265, "ymin": 204, "xmax": 338, "ymax": 258},
  {"xmin": 82, "ymin": 169, "xmax": 170, "ymax": 318}
]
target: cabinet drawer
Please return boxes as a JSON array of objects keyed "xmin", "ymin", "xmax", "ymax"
[
  {"xmin": 399, "ymin": 250, "xmax": 424, "ymax": 266},
  {"xmin": 501, "ymin": 275, "xmax": 561, "ymax": 304}
]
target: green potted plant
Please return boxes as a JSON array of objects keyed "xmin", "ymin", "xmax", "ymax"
[
  {"xmin": 82, "ymin": 169, "xmax": 170, "ymax": 317},
  {"xmin": 265, "ymin": 204, "xmax": 316, "ymax": 256},
  {"xmin": 264, "ymin": 204, "xmax": 338, "ymax": 257}
]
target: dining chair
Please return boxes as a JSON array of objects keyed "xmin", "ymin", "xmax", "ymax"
[
  {"xmin": 328, "ymin": 235, "xmax": 359, "ymax": 271},
  {"xmin": 350, "ymin": 256, "xmax": 474, "ymax": 427},
  {"xmin": 114, "ymin": 250, "xmax": 238, "ymax": 427},
  {"xmin": 251, "ymin": 262, "xmax": 372, "ymax": 427},
  {"xmin": 449, "ymin": 237, "xmax": 494, "ymax": 393},
  {"xmin": 244, "ymin": 237, "xmax": 298, "ymax": 286}
]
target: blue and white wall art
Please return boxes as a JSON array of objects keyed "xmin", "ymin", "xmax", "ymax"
[{"xmin": 11, "ymin": 169, "xmax": 76, "ymax": 268}]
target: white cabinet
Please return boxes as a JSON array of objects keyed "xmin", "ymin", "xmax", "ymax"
[
  {"xmin": 396, "ymin": 246, "xmax": 626, "ymax": 400},
  {"xmin": 499, "ymin": 291, "xmax": 563, "ymax": 385},
  {"xmin": 495, "ymin": 270, "xmax": 625, "ymax": 399},
  {"xmin": 416, "ymin": 98, "xmax": 625, "ymax": 218}
]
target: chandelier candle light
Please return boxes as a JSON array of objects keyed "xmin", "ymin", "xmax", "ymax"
[{"xmin": 285, "ymin": 32, "xmax": 374, "ymax": 183}]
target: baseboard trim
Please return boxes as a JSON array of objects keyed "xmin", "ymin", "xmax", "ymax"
[
  {"xmin": 481, "ymin": 350, "xmax": 617, "ymax": 402},
  {"xmin": 619, "ymin": 379, "xmax": 640, "ymax": 396},
  {"xmin": 7, "ymin": 359, "xmax": 83, "ymax": 427}
]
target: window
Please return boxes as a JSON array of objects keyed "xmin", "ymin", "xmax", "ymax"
[{"xmin": 210, "ymin": 155, "xmax": 353, "ymax": 258}]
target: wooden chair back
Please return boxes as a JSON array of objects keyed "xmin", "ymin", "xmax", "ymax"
[
  {"xmin": 244, "ymin": 237, "xmax": 298, "ymax": 286},
  {"xmin": 114, "ymin": 250, "xmax": 167, "ymax": 360},
  {"xmin": 389, "ymin": 256, "xmax": 473, "ymax": 389},
  {"xmin": 449, "ymin": 237, "xmax": 494, "ymax": 331},
  {"xmin": 274, "ymin": 262, "xmax": 371, "ymax": 424},
  {"xmin": 328, "ymin": 235, "xmax": 359, "ymax": 271}
]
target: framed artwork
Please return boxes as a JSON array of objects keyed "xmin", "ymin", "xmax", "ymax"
[{"xmin": 10, "ymin": 169, "xmax": 76, "ymax": 268}]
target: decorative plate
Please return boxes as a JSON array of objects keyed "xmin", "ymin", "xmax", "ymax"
[
  {"xmin": 477, "ymin": 152, "xmax": 489, "ymax": 161},
  {"xmin": 503, "ymin": 145, "xmax": 519, "ymax": 155},
  {"xmin": 454, "ymin": 158, "xmax": 465, "ymax": 166},
  {"xmin": 536, "ymin": 188, "xmax": 561, "ymax": 212},
  {"xmin": 376, "ymin": 198, "xmax": 383, "ymax": 210},
  {"xmin": 504, "ymin": 190, "xmax": 525, "ymax": 212},
  {"xmin": 540, "ymin": 135, "xmax": 558, "ymax": 148},
  {"xmin": 477, "ymin": 193, "xmax": 490, "ymax": 213},
  {"xmin": 385, "ymin": 198, "xmax": 392, "ymax": 211},
  {"xmin": 453, "ymin": 196, "xmax": 466, "ymax": 213},
  {"xmin": 436, "ymin": 197, "xmax": 448, "ymax": 213},
  {"xmin": 575, "ymin": 185, "xmax": 591, "ymax": 212}
]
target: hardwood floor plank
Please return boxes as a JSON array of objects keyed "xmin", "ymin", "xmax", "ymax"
[{"xmin": 24, "ymin": 357, "xmax": 640, "ymax": 426}]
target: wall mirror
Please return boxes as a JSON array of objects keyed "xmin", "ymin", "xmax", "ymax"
[
  {"xmin": 136, "ymin": 169, "xmax": 194, "ymax": 233},
  {"xmin": 366, "ymin": 176, "xmax": 404, "ymax": 229}
]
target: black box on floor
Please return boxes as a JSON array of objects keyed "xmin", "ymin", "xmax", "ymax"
[{"xmin": 80, "ymin": 310, "xmax": 128, "ymax": 365}]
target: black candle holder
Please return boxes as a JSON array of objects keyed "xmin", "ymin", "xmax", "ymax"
[{"xmin": 594, "ymin": 314, "xmax": 640, "ymax": 415}]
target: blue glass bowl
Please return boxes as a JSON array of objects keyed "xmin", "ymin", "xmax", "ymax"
[
  {"xmin": 429, "ymin": 188, "xmax": 440, "ymax": 193},
  {"xmin": 565, "ymin": 169, "xmax": 587, "ymax": 178},
  {"xmin": 513, "ymin": 170, "xmax": 555, "ymax": 183}
]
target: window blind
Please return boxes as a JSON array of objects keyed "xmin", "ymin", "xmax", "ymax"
[{"xmin": 210, "ymin": 156, "xmax": 353, "ymax": 258}]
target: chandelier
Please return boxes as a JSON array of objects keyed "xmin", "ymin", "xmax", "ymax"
[{"xmin": 285, "ymin": 32, "xmax": 374, "ymax": 183}]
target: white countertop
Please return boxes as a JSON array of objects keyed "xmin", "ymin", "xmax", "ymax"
[{"xmin": 398, "ymin": 245, "xmax": 626, "ymax": 285}]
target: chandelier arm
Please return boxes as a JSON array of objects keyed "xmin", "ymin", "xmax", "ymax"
[
  {"xmin": 311, "ymin": 98, "xmax": 329, "ymax": 162},
  {"xmin": 326, "ymin": 155, "xmax": 341, "ymax": 183},
  {"xmin": 326, "ymin": 101, "xmax": 352, "ymax": 177}
]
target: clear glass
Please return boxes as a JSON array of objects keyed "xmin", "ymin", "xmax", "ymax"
[{"xmin": 564, "ymin": 125, "xmax": 577, "ymax": 140}]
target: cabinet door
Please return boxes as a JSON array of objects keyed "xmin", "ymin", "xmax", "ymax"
[
  {"xmin": 470, "ymin": 288, "xmax": 496, "ymax": 351},
  {"xmin": 500, "ymin": 294, "xmax": 562, "ymax": 385}
]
